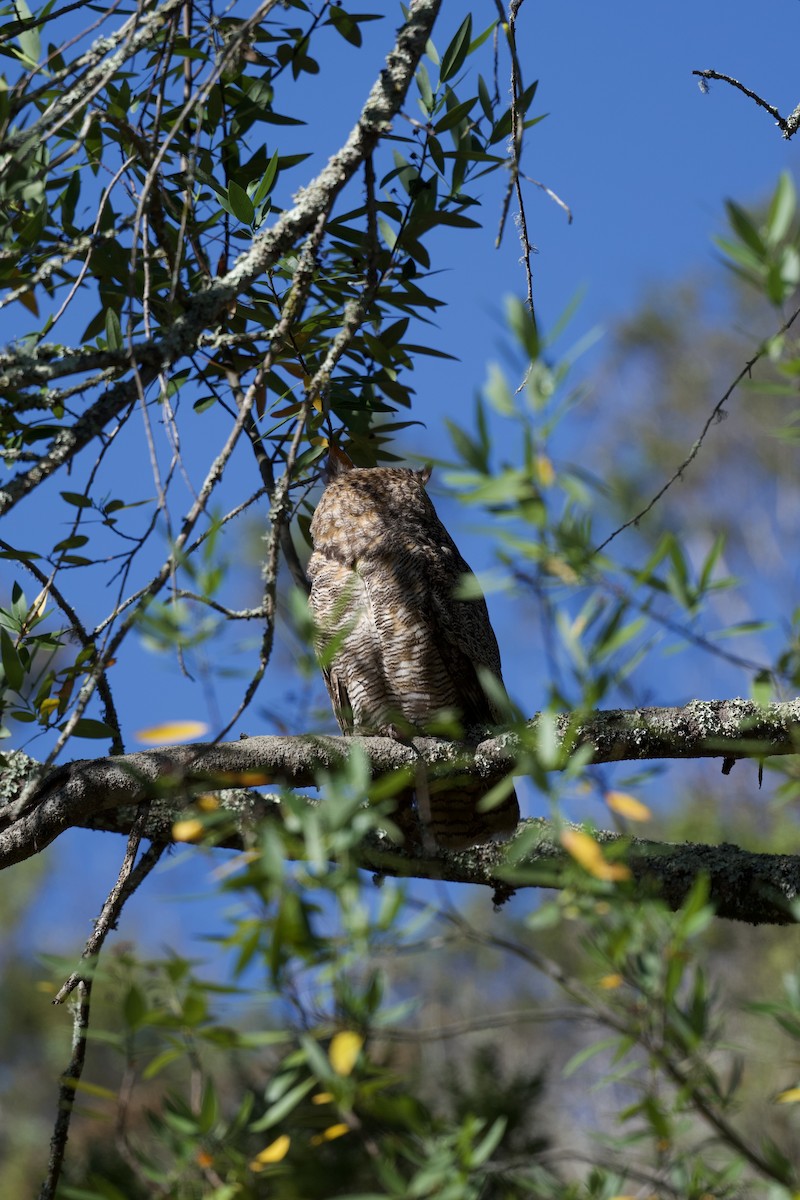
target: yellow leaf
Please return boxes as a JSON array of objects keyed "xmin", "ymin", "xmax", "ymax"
[
  {"xmin": 311, "ymin": 1123, "xmax": 350, "ymax": 1145},
  {"xmin": 219, "ymin": 770, "xmax": 273, "ymax": 786},
  {"xmin": 39, "ymin": 698, "xmax": 59, "ymax": 718},
  {"xmin": 136, "ymin": 720, "xmax": 208, "ymax": 745},
  {"xmin": 329, "ymin": 1031, "xmax": 364, "ymax": 1076},
  {"xmin": 598, "ymin": 973, "xmax": 624, "ymax": 990},
  {"xmin": 535, "ymin": 453, "xmax": 556, "ymax": 487},
  {"xmin": 312, "ymin": 1092, "xmax": 334, "ymax": 1104},
  {"xmin": 28, "ymin": 585, "xmax": 50, "ymax": 622},
  {"xmin": 776, "ymin": 1087, "xmax": 800, "ymax": 1104},
  {"xmin": 172, "ymin": 819, "xmax": 205, "ymax": 843},
  {"xmin": 544, "ymin": 554, "xmax": 579, "ymax": 585},
  {"xmin": 606, "ymin": 791, "xmax": 651, "ymax": 821},
  {"xmin": 195, "ymin": 794, "xmax": 220, "ymax": 813},
  {"xmin": 560, "ymin": 830, "xmax": 631, "ymax": 882},
  {"xmin": 251, "ymin": 1135, "xmax": 291, "ymax": 1168}
]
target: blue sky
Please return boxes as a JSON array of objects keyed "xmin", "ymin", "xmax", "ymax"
[{"xmin": 5, "ymin": 0, "xmax": 800, "ymax": 949}]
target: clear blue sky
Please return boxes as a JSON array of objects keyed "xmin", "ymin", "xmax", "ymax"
[{"xmin": 6, "ymin": 0, "xmax": 800, "ymax": 949}]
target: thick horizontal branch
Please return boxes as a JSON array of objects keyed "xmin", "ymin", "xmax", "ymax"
[
  {"xmin": 1, "ymin": 698, "xmax": 800, "ymax": 923},
  {"xmin": 69, "ymin": 790, "xmax": 800, "ymax": 926}
]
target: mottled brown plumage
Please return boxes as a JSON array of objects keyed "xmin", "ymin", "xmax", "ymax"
[{"xmin": 307, "ymin": 452, "xmax": 519, "ymax": 849}]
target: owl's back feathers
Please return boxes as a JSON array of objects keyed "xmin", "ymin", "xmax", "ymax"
[{"xmin": 308, "ymin": 458, "xmax": 519, "ymax": 848}]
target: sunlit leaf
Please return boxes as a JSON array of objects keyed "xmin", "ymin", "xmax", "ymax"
[
  {"xmin": 171, "ymin": 819, "xmax": 205, "ymax": 843},
  {"xmin": 560, "ymin": 829, "xmax": 631, "ymax": 881},
  {"xmin": 136, "ymin": 720, "xmax": 209, "ymax": 744},
  {"xmin": 605, "ymin": 791, "xmax": 651, "ymax": 822},
  {"xmin": 329, "ymin": 1030, "xmax": 364, "ymax": 1076},
  {"xmin": 250, "ymin": 1134, "xmax": 291, "ymax": 1168},
  {"xmin": 311, "ymin": 1123, "xmax": 350, "ymax": 1144}
]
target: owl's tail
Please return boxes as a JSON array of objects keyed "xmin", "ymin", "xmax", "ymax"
[{"xmin": 414, "ymin": 769, "xmax": 520, "ymax": 851}]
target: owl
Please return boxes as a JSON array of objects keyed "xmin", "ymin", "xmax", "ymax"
[{"xmin": 307, "ymin": 449, "xmax": 519, "ymax": 849}]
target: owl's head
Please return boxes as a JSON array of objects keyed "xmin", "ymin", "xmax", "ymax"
[{"xmin": 309, "ymin": 448, "xmax": 438, "ymax": 561}]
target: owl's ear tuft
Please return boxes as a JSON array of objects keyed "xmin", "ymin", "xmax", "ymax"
[
  {"xmin": 418, "ymin": 464, "xmax": 433, "ymax": 486},
  {"xmin": 326, "ymin": 443, "xmax": 355, "ymax": 480}
]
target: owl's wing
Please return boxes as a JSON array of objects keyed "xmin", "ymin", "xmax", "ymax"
[
  {"xmin": 321, "ymin": 662, "xmax": 355, "ymax": 734},
  {"xmin": 308, "ymin": 553, "xmax": 367, "ymax": 735},
  {"xmin": 423, "ymin": 546, "xmax": 509, "ymax": 729}
]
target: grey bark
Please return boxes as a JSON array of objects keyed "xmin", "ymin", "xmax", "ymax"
[{"xmin": 2, "ymin": 697, "xmax": 800, "ymax": 923}]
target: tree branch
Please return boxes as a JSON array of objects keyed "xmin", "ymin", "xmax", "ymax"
[
  {"xmin": 693, "ymin": 69, "xmax": 800, "ymax": 139},
  {"xmin": 0, "ymin": 0, "xmax": 443, "ymax": 517},
  {"xmin": 3, "ymin": 698, "xmax": 800, "ymax": 922}
]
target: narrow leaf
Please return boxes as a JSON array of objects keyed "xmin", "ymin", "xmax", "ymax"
[{"xmin": 440, "ymin": 15, "xmax": 472, "ymax": 83}]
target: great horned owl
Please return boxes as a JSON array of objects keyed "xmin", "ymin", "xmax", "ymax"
[{"xmin": 307, "ymin": 450, "xmax": 519, "ymax": 849}]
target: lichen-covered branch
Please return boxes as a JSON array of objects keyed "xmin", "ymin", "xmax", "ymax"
[
  {"xmin": 693, "ymin": 68, "xmax": 800, "ymax": 139},
  {"xmin": 2, "ymin": 697, "xmax": 800, "ymax": 922}
]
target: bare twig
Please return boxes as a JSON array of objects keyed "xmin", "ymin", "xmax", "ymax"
[
  {"xmin": 39, "ymin": 817, "xmax": 164, "ymax": 1200},
  {"xmin": 53, "ymin": 808, "xmax": 165, "ymax": 1004},
  {"xmin": 693, "ymin": 69, "xmax": 800, "ymax": 139},
  {"xmin": 595, "ymin": 301, "xmax": 800, "ymax": 553}
]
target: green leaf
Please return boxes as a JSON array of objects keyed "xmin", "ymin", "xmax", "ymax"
[
  {"xmin": 434, "ymin": 96, "xmax": 477, "ymax": 133},
  {"xmin": 416, "ymin": 62, "xmax": 434, "ymax": 113},
  {"xmin": 765, "ymin": 170, "xmax": 796, "ymax": 246},
  {"xmin": 53, "ymin": 535, "xmax": 89, "ymax": 552},
  {"xmin": 377, "ymin": 218, "xmax": 397, "ymax": 250},
  {"xmin": 250, "ymin": 150, "xmax": 279, "ymax": 206},
  {"xmin": 64, "ymin": 718, "xmax": 116, "ymax": 739},
  {"xmin": 329, "ymin": 5, "xmax": 362, "ymax": 47},
  {"xmin": 713, "ymin": 234, "xmax": 764, "ymax": 275},
  {"xmin": 226, "ymin": 179, "xmax": 255, "ymax": 225},
  {"xmin": 104, "ymin": 307, "xmax": 122, "ymax": 350},
  {"xmin": 123, "ymin": 984, "xmax": 147, "ymax": 1029},
  {"xmin": 469, "ymin": 1116, "xmax": 507, "ymax": 1167},
  {"xmin": 439, "ymin": 14, "xmax": 472, "ymax": 83},
  {"xmin": 249, "ymin": 1077, "xmax": 315, "ymax": 1131},
  {"xmin": 14, "ymin": 0, "xmax": 40, "ymax": 66},
  {"xmin": 445, "ymin": 418, "xmax": 487, "ymax": 472},
  {"xmin": 197, "ymin": 1081, "xmax": 219, "ymax": 1135},
  {"xmin": 489, "ymin": 80, "xmax": 539, "ymax": 144},
  {"xmin": 0, "ymin": 628, "xmax": 24, "ymax": 692},
  {"xmin": 725, "ymin": 199, "xmax": 767, "ymax": 257},
  {"xmin": 563, "ymin": 1036, "xmax": 621, "ymax": 1077},
  {"xmin": 477, "ymin": 73, "xmax": 493, "ymax": 122}
]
